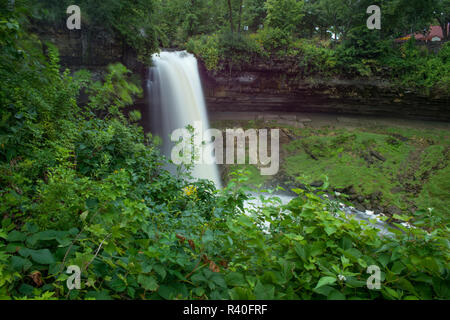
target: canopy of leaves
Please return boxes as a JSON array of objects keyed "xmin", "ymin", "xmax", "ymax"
[{"xmin": 265, "ymin": 0, "xmax": 305, "ymax": 33}]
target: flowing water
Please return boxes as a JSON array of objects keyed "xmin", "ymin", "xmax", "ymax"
[
  {"xmin": 147, "ymin": 51, "xmax": 221, "ymax": 187},
  {"xmin": 147, "ymin": 50, "xmax": 395, "ymax": 236},
  {"xmin": 244, "ymin": 193, "xmax": 395, "ymax": 236}
]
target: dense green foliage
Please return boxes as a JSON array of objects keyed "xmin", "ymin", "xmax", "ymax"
[
  {"xmin": 187, "ymin": 31, "xmax": 264, "ymax": 73},
  {"xmin": 1, "ymin": 1, "xmax": 449, "ymax": 301},
  {"xmin": 27, "ymin": 0, "xmax": 160, "ymax": 62},
  {"xmin": 381, "ymin": 40, "xmax": 450, "ymax": 94},
  {"xmin": 11, "ymin": 0, "xmax": 450, "ymax": 92},
  {"xmin": 265, "ymin": 0, "xmax": 304, "ymax": 33},
  {"xmin": 179, "ymin": 0, "xmax": 450, "ymax": 94}
]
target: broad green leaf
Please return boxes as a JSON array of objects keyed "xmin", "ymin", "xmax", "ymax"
[
  {"xmin": 202, "ymin": 229, "xmax": 214, "ymax": 244},
  {"xmin": 383, "ymin": 286, "xmax": 400, "ymax": 299},
  {"xmin": 225, "ymin": 272, "xmax": 246, "ymax": 287},
  {"xmin": 108, "ymin": 276, "xmax": 127, "ymax": 293},
  {"xmin": 328, "ymin": 289, "xmax": 346, "ymax": 300},
  {"xmin": 313, "ymin": 285, "xmax": 334, "ymax": 296},
  {"xmin": 7, "ymin": 231, "xmax": 26, "ymax": 242},
  {"xmin": 345, "ymin": 277, "xmax": 367, "ymax": 288},
  {"xmin": 10, "ymin": 256, "xmax": 32, "ymax": 272},
  {"xmin": 211, "ymin": 274, "xmax": 227, "ymax": 289},
  {"xmin": 18, "ymin": 284, "xmax": 34, "ymax": 297},
  {"xmin": 85, "ymin": 290, "xmax": 113, "ymax": 300},
  {"xmin": 29, "ymin": 249, "xmax": 55, "ymax": 265},
  {"xmin": 391, "ymin": 261, "xmax": 405, "ymax": 274},
  {"xmin": 254, "ymin": 281, "xmax": 275, "ymax": 300},
  {"xmin": 137, "ymin": 275, "xmax": 158, "ymax": 291},
  {"xmin": 315, "ymin": 276, "xmax": 337, "ymax": 289},
  {"xmin": 158, "ymin": 285, "xmax": 177, "ymax": 300}
]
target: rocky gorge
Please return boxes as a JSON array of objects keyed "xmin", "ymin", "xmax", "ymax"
[{"xmin": 37, "ymin": 28, "xmax": 449, "ymax": 219}]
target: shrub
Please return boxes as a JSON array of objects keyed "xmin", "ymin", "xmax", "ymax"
[
  {"xmin": 217, "ymin": 31, "xmax": 263, "ymax": 72},
  {"xmin": 290, "ymin": 39, "xmax": 338, "ymax": 77},
  {"xmin": 253, "ymin": 27, "xmax": 292, "ymax": 53},
  {"xmin": 187, "ymin": 34, "xmax": 221, "ymax": 71},
  {"xmin": 187, "ymin": 31, "xmax": 263, "ymax": 73},
  {"xmin": 380, "ymin": 39, "xmax": 450, "ymax": 94}
]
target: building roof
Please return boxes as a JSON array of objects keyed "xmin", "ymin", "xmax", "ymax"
[{"xmin": 396, "ymin": 24, "xmax": 449, "ymax": 42}]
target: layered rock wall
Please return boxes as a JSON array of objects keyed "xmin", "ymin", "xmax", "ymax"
[
  {"xmin": 34, "ymin": 26, "xmax": 449, "ymax": 122},
  {"xmin": 198, "ymin": 58, "xmax": 450, "ymax": 121}
]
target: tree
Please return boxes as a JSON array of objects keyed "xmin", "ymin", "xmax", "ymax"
[
  {"xmin": 433, "ymin": 0, "xmax": 450, "ymax": 40},
  {"xmin": 265, "ymin": 0, "xmax": 305, "ymax": 33},
  {"xmin": 224, "ymin": 0, "xmax": 252, "ymax": 34},
  {"xmin": 226, "ymin": 0, "xmax": 235, "ymax": 32},
  {"xmin": 300, "ymin": 0, "xmax": 321, "ymax": 38},
  {"xmin": 384, "ymin": 0, "xmax": 437, "ymax": 36},
  {"xmin": 241, "ymin": 0, "xmax": 267, "ymax": 31},
  {"xmin": 237, "ymin": 0, "xmax": 244, "ymax": 33}
]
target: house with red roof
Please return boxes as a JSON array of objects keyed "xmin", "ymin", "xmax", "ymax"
[{"xmin": 396, "ymin": 24, "xmax": 450, "ymax": 42}]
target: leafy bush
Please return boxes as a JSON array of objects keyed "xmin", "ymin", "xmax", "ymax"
[
  {"xmin": 381, "ymin": 39, "xmax": 450, "ymax": 94},
  {"xmin": 187, "ymin": 31, "xmax": 263, "ymax": 73},
  {"xmin": 265, "ymin": 0, "xmax": 305, "ymax": 33},
  {"xmin": 290, "ymin": 39, "xmax": 338, "ymax": 77},
  {"xmin": 333, "ymin": 27, "xmax": 389, "ymax": 77},
  {"xmin": 187, "ymin": 34, "xmax": 221, "ymax": 71},
  {"xmin": 1, "ymin": 169, "xmax": 449, "ymax": 300},
  {"xmin": 252, "ymin": 27, "xmax": 292, "ymax": 53},
  {"xmin": 217, "ymin": 31, "xmax": 264, "ymax": 72}
]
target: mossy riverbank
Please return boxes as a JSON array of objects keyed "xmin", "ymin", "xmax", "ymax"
[{"xmin": 213, "ymin": 115, "xmax": 450, "ymax": 222}]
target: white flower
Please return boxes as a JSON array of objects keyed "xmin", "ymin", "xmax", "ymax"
[{"xmin": 338, "ymin": 274, "xmax": 346, "ymax": 281}]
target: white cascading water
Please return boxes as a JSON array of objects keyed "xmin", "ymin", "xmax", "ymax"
[
  {"xmin": 147, "ymin": 52, "xmax": 396, "ymax": 236},
  {"xmin": 147, "ymin": 51, "xmax": 221, "ymax": 187}
]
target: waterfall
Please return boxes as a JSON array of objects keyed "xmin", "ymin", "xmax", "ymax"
[
  {"xmin": 146, "ymin": 52, "xmax": 396, "ymax": 236},
  {"xmin": 147, "ymin": 51, "xmax": 221, "ymax": 187}
]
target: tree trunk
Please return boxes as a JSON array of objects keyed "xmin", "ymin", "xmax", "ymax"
[
  {"xmin": 237, "ymin": 0, "xmax": 243, "ymax": 34},
  {"xmin": 227, "ymin": 0, "xmax": 234, "ymax": 33},
  {"xmin": 437, "ymin": 19, "xmax": 449, "ymax": 41}
]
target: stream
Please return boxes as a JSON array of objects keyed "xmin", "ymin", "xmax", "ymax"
[
  {"xmin": 243, "ymin": 192, "xmax": 402, "ymax": 237},
  {"xmin": 147, "ymin": 50, "xmax": 405, "ymax": 238}
]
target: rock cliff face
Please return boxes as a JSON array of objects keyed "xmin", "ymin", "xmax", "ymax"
[
  {"xmin": 35, "ymin": 26, "xmax": 150, "ymax": 128},
  {"xmin": 36, "ymin": 27, "xmax": 449, "ymax": 122},
  {"xmin": 197, "ymin": 57, "xmax": 450, "ymax": 121},
  {"xmin": 35, "ymin": 26, "xmax": 144, "ymax": 73}
]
